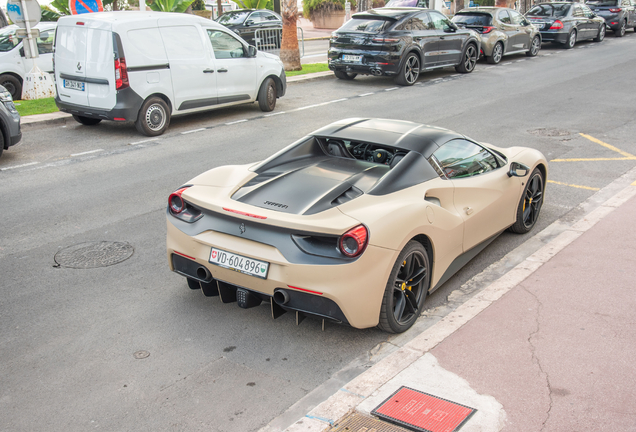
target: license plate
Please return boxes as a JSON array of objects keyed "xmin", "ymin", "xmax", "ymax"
[
  {"xmin": 63, "ymin": 79, "xmax": 85, "ymax": 91},
  {"xmin": 209, "ymin": 248, "xmax": 269, "ymax": 279},
  {"xmin": 343, "ymin": 54, "xmax": 362, "ymax": 62}
]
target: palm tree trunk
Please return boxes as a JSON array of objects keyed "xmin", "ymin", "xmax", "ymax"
[{"xmin": 280, "ymin": 0, "xmax": 301, "ymax": 71}]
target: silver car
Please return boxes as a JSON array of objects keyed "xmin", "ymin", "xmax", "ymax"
[{"xmin": 452, "ymin": 7, "xmax": 542, "ymax": 64}]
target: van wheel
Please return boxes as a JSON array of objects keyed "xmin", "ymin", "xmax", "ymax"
[
  {"xmin": 136, "ymin": 97, "xmax": 170, "ymax": 136},
  {"xmin": 0, "ymin": 74, "xmax": 22, "ymax": 100},
  {"xmin": 257, "ymin": 78, "xmax": 277, "ymax": 112},
  {"xmin": 72, "ymin": 115, "xmax": 102, "ymax": 126}
]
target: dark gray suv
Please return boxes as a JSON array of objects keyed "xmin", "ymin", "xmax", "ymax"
[
  {"xmin": 0, "ymin": 84, "xmax": 21, "ymax": 158},
  {"xmin": 586, "ymin": 0, "xmax": 636, "ymax": 37}
]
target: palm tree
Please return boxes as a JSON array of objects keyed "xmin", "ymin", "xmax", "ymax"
[
  {"xmin": 149, "ymin": 0, "xmax": 197, "ymax": 12},
  {"xmin": 280, "ymin": 0, "xmax": 301, "ymax": 71}
]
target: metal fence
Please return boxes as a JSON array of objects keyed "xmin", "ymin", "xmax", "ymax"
[{"xmin": 254, "ymin": 27, "xmax": 305, "ymax": 58}]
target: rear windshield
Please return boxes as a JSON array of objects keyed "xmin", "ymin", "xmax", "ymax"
[
  {"xmin": 527, "ymin": 4, "xmax": 571, "ymax": 17},
  {"xmin": 216, "ymin": 11, "xmax": 250, "ymax": 25},
  {"xmin": 452, "ymin": 13, "xmax": 493, "ymax": 26},
  {"xmin": 385, "ymin": 0, "xmax": 430, "ymax": 7},
  {"xmin": 338, "ymin": 18, "xmax": 392, "ymax": 33},
  {"xmin": 586, "ymin": 0, "xmax": 618, "ymax": 6}
]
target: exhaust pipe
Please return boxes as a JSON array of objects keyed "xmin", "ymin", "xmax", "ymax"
[
  {"xmin": 370, "ymin": 68, "xmax": 382, "ymax": 76},
  {"xmin": 273, "ymin": 289, "xmax": 290, "ymax": 305},
  {"xmin": 196, "ymin": 266, "xmax": 211, "ymax": 281}
]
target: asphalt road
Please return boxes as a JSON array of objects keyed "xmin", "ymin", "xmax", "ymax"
[{"xmin": 2, "ymin": 34, "xmax": 636, "ymax": 432}]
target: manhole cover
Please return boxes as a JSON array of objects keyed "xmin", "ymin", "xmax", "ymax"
[
  {"xmin": 54, "ymin": 241, "xmax": 134, "ymax": 269},
  {"xmin": 528, "ymin": 128, "xmax": 571, "ymax": 137},
  {"xmin": 330, "ymin": 412, "xmax": 411, "ymax": 432}
]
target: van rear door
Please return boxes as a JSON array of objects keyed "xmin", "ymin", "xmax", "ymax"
[
  {"xmin": 85, "ymin": 28, "xmax": 116, "ymax": 110},
  {"xmin": 55, "ymin": 22, "xmax": 89, "ymax": 107}
]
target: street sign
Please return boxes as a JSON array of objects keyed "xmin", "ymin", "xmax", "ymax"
[
  {"xmin": 69, "ymin": 0, "xmax": 104, "ymax": 15},
  {"xmin": 16, "ymin": 28, "xmax": 40, "ymax": 38},
  {"xmin": 6, "ymin": 0, "xmax": 42, "ymax": 29}
]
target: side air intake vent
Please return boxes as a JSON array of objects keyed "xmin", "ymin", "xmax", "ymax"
[{"xmin": 331, "ymin": 186, "xmax": 362, "ymax": 206}]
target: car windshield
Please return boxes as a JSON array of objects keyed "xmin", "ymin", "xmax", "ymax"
[
  {"xmin": 385, "ymin": 0, "xmax": 429, "ymax": 7},
  {"xmin": 527, "ymin": 4, "xmax": 571, "ymax": 17},
  {"xmin": 339, "ymin": 18, "xmax": 392, "ymax": 33},
  {"xmin": 0, "ymin": 27, "xmax": 18, "ymax": 52},
  {"xmin": 216, "ymin": 11, "xmax": 250, "ymax": 25},
  {"xmin": 586, "ymin": 0, "xmax": 618, "ymax": 5},
  {"xmin": 452, "ymin": 13, "xmax": 493, "ymax": 26}
]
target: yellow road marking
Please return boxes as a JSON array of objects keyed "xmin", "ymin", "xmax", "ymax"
[
  {"xmin": 579, "ymin": 133, "xmax": 636, "ymax": 158},
  {"xmin": 547, "ymin": 180, "xmax": 600, "ymax": 191},
  {"xmin": 551, "ymin": 157, "xmax": 636, "ymax": 162}
]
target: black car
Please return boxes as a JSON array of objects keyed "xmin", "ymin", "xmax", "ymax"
[
  {"xmin": 586, "ymin": 0, "xmax": 636, "ymax": 37},
  {"xmin": 0, "ymin": 84, "xmax": 21, "ymax": 159},
  {"xmin": 215, "ymin": 9, "xmax": 282, "ymax": 46},
  {"xmin": 328, "ymin": 8, "xmax": 481, "ymax": 86},
  {"xmin": 526, "ymin": 2, "xmax": 606, "ymax": 48}
]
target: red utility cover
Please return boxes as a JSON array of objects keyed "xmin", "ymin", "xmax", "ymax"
[{"xmin": 372, "ymin": 386, "xmax": 476, "ymax": 432}]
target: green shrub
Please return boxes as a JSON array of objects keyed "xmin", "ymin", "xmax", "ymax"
[{"xmin": 303, "ymin": 0, "xmax": 356, "ymax": 21}]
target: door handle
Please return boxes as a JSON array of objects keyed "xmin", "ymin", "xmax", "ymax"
[
  {"xmin": 203, "ymin": 69, "xmax": 215, "ymax": 73},
  {"xmin": 217, "ymin": 68, "xmax": 228, "ymax": 73}
]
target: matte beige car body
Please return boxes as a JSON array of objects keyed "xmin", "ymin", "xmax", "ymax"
[{"xmin": 167, "ymin": 142, "xmax": 547, "ymax": 329}]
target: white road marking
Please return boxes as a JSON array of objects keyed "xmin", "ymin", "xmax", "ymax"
[
  {"xmin": 70, "ymin": 149, "xmax": 103, "ymax": 157},
  {"xmin": 0, "ymin": 161, "xmax": 39, "ymax": 171},
  {"xmin": 181, "ymin": 128, "xmax": 207, "ymax": 134},
  {"xmin": 501, "ymin": 62, "xmax": 513, "ymax": 66},
  {"xmin": 358, "ymin": 93, "xmax": 374, "ymax": 97},
  {"xmin": 225, "ymin": 119, "xmax": 248, "ymax": 125},
  {"xmin": 449, "ymin": 74, "xmax": 461, "ymax": 77},
  {"xmin": 293, "ymin": 98, "xmax": 348, "ymax": 111},
  {"xmin": 264, "ymin": 111, "xmax": 286, "ymax": 117},
  {"xmin": 384, "ymin": 87, "xmax": 398, "ymax": 91},
  {"xmin": 129, "ymin": 138, "xmax": 159, "ymax": 145}
]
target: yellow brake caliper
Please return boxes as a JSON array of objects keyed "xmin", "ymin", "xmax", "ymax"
[{"xmin": 401, "ymin": 260, "xmax": 412, "ymax": 291}]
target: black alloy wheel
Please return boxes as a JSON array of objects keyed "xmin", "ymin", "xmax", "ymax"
[
  {"xmin": 395, "ymin": 53, "xmax": 420, "ymax": 86},
  {"xmin": 487, "ymin": 42, "xmax": 503, "ymax": 64},
  {"xmin": 509, "ymin": 168, "xmax": 544, "ymax": 234},
  {"xmin": 526, "ymin": 36, "xmax": 541, "ymax": 56},
  {"xmin": 615, "ymin": 20, "xmax": 626, "ymax": 37},
  {"xmin": 594, "ymin": 25, "xmax": 606, "ymax": 42},
  {"xmin": 334, "ymin": 70, "xmax": 357, "ymax": 80},
  {"xmin": 379, "ymin": 241, "xmax": 430, "ymax": 333},
  {"xmin": 456, "ymin": 44, "xmax": 478, "ymax": 73},
  {"xmin": 565, "ymin": 30, "xmax": 577, "ymax": 49}
]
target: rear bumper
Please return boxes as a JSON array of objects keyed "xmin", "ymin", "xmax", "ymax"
[
  {"xmin": 54, "ymin": 87, "xmax": 144, "ymax": 122},
  {"xmin": 539, "ymin": 30, "xmax": 569, "ymax": 43},
  {"xmin": 328, "ymin": 49, "xmax": 401, "ymax": 76}
]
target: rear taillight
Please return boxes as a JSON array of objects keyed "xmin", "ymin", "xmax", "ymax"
[
  {"xmin": 114, "ymin": 57, "xmax": 129, "ymax": 90},
  {"xmin": 169, "ymin": 187, "xmax": 188, "ymax": 214},
  {"xmin": 339, "ymin": 225, "xmax": 369, "ymax": 258},
  {"xmin": 168, "ymin": 186, "xmax": 203, "ymax": 223},
  {"xmin": 609, "ymin": 7, "xmax": 621, "ymax": 12},
  {"xmin": 481, "ymin": 26, "xmax": 495, "ymax": 34},
  {"xmin": 549, "ymin": 20, "xmax": 564, "ymax": 30},
  {"xmin": 372, "ymin": 37, "xmax": 400, "ymax": 43}
]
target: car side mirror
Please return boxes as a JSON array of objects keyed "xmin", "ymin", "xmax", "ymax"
[
  {"xmin": 508, "ymin": 162, "xmax": 530, "ymax": 177},
  {"xmin": 19, "ymin": 47, "xmax": 25, "ymax": 57},
  {"xmin": 444, "ymin": 22, "xmax": 458, "ymax": 32},
  {"xmin": 247, "ymin": 45, "xmax": 257, "ymax": 57},
  {"xmin": 245, "ymin": 19, "xmax": 255, "ymax": 26}
]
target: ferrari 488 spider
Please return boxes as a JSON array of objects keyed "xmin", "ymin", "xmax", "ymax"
[{"xmin": 166, "ymin": 118, "xmax": 548, "ymax": 333}]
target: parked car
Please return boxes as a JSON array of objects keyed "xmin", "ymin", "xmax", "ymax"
[
  {"xmin": 0, "ymin": 84, "xmax": 21, "ymax": 159},
  {"xmin": 0, "ymin": 23, "xmax": 57, "ymax": 99},
  {"xmin": 215, "ymin": 9, "xmax": 282, "ymax": 46},
  {"xmin": 166, "ymin": 118, "xmax": 547, "ymax": 333},
  {"xmin": 54, "ymin": 12, "xmax": 286, "ymax": 137},
  {"xmin": 452, "ymin": 7, "xmax": 541, "ymax": 64},
  {"xmin": 328, "ymin": 8, "xmax": 481, "ymax": 86},
  {"xmin": 586, "ymin": 0, "xmax": 636, "ymax": 37},
  {"xmin": 525, "ymin": 2, "xmax": 606, "ymax": 48}
]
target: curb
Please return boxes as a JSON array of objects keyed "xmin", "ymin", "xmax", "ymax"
[{"xmin": 262, "ymin": 167, "xmax": 636, "ymax": 432}]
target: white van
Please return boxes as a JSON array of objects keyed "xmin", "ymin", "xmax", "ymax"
[
  {"xmin": 0, "ymin": 23, "xmax": 57, "ymax": 99},
  {"xmin": 54, "ymin": 12, "xmax": 286, "ymax": 136}
]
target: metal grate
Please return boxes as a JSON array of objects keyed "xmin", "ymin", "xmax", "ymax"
[{"xmin": 330, "ymin": 411, "xmax": 412, "ymax": 432}]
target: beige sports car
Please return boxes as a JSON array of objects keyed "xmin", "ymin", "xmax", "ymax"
[{"xmin": 166, "ymin": 118, "xmax": 548, "ymax": 333}]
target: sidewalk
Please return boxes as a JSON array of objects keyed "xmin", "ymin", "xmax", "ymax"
[
  {"xmin": 272, "ymin": 173, "xmax": 636, "ymax": 431},
  {"xmin": 297, "ymin": 17, "xmax": 333, "ymax": 41}
]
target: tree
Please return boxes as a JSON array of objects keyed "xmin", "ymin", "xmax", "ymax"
[
  {"xmin": 280, "ymin": 0, "xmax": 301, "ymax": 71},
  {"xmin": 228, "ymin": 0, "xmax": 272, "ymax": 8},
  {"xmin": 149, "ymin": 0, "xmax": 197, "ymax": 12}
]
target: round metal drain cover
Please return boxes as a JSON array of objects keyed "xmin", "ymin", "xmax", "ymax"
[
  {"xmin": 54, "ymin": 241, "xmax": 134, "ymax": 269},
  {"xmin": 528, "ymin": 128, "xmax": 571, "ymax": 137}
]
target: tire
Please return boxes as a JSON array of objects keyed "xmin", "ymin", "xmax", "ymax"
[
  {"xmin": 334, "ymin": 70, "xmax": 357, "ymax": 80},
  {"xmin": 508, "ymin": 168, "xmax": 544, "ymax": 234},
  {"xmin": 72, "ymin": 115, "xmax": 102, "ymax": 126},
  {"xmin": 0, "ymin": 129, "xmax": 4, "ymax": 158},
  {"xmin": 0, "ymin": 74, "xmax": 22, "ymax": 100},
  {"xmin": 455, "ymin": 43, "xmax": 478, "ymax": 73},
  {"xmin": 487, "ymin": 42, "xmax": 503, "ymax": 64},
  {"xmin": 394, "ymin": 52, "xmax": 420, "ymax": 86},
  {"xmin": 378, "ymin": 241, "xmax": 430, "ymax": 333},
  {"xmin": 565, "ymin": 30, "xmax": 576, "ymax": 49},
  {"xmin": 615, "ymin": 20, "xmax": 626, "ymax": 37},
  {"xmin": 257, "ymin": 77, "xmax": 277, "ymax": 112},
  {"xmin": 594, "ymin": 24, "xmax": 606, "ymax": 42},
  {"xmin": 526, "ymin": 36, "xmax": 541, "ymax": 57},
  {"xmin": 135, "ymin": 97, "xmax": 170, "ymax": 137}
]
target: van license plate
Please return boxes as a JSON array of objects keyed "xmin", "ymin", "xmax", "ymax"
[
  {"xmin": 343, "ymin": 54, "xmax": 362, "ymax": 62},
  {"xmin": 63, "ymin": 79, "xmax": 85, "ymax": 91},
  {"xmin": 209, "ymin": 247, "xmax": 269, "ymax": 279}
]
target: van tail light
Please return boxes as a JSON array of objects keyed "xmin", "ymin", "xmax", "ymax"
[
  {"xmin": 549, "ymin": 20, "xmax": 564, "ymax": 30},
  {"xmin": 339, "ymin": 225, "xmax": 369, "ymax": 258},
  {"xmin": 609, "ymin": 8, "xmax": 621, "ymax": 12},
  {"xmin": 114, "ymin": 57, "xmax": 129, "ymax": 90},
  {"xmin": 481, "ymin": 26, "xmax": 495, "ymax": 34}
]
